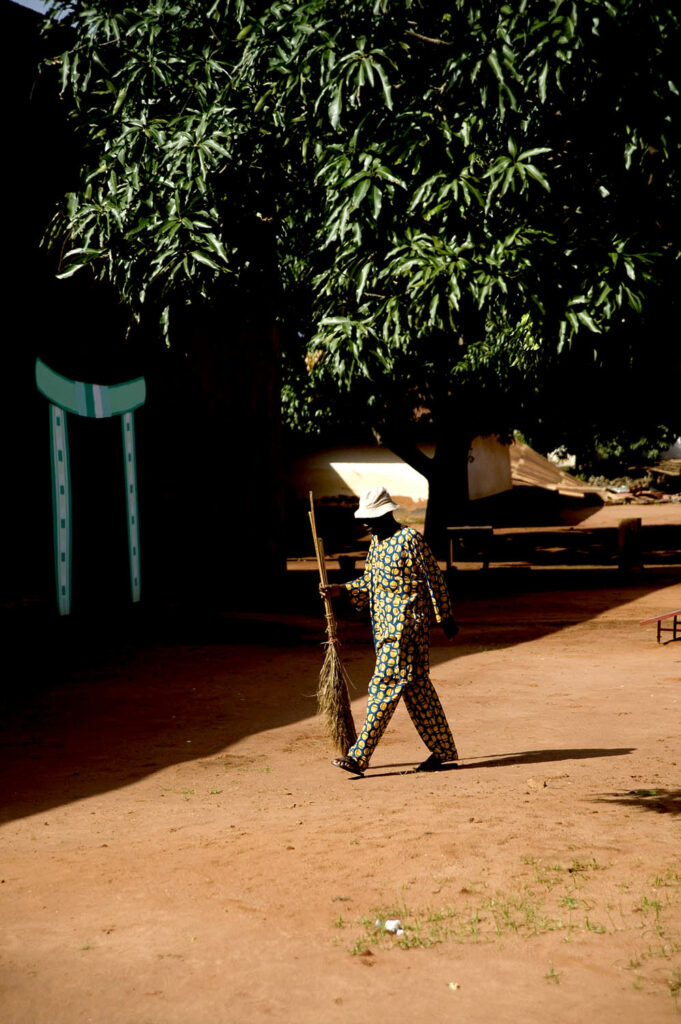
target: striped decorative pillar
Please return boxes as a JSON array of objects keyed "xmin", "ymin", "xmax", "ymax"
[
  {"xmin": 122, "ymin": 412, "xmax": 141, "ymax": 604},
  {"xmin": 48, "ymin": 404, "xmax": 72, "ymax": 616},
  {"xmin": 35, "ymin": 359, "xmax": 147, "ymax": 615}
]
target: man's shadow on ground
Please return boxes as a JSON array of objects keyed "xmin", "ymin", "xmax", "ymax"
[{"xmin": 349, "ymin": 746, "xmax": 635, "ymax": 779}]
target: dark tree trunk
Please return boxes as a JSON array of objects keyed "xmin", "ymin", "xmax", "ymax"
[
  {"xmin": 378, "ymin": 425, "xmax": 473, "ymax": 558},
  {"xmin": 423, "ymin": 431, "xmax": 473, "ymax": 557}
]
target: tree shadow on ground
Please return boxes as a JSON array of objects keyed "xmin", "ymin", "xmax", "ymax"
[
  {"xmin": 595, "ymin": 788, "xmax": 681, "ymax": 816},
  {"xmin": 1, "ymin": 564, "xmax": 678, "ymax": 826},
  {"xmin": 1, "ymin": 604, "xmax": 378, "ymax": 827}
]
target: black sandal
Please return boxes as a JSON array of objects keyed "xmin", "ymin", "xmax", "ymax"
[
  {"xmin": 331, "ymin": 755, "xmax": 364, "ymax": 776},
  {"xmin": 415, "ymin": 753, "xmax": 458, "ymax": 772}
]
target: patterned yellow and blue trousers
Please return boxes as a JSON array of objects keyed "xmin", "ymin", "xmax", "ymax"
[{"xmin": 347, "ymin": 639, "xmax": 458, "ymax": 770}]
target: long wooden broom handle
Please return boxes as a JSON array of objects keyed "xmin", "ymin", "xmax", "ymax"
[{"xmin": 309, "ymin": 491, "xmax": 338, "ymax": 643}]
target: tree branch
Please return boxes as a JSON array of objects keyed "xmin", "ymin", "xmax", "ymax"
[
  {"xmin": 372, "ymin": 427, "xmax": 435, "ymax": 478},
  {"xmin": 405, "ymin": 28, "xmax": 451, "ymax": 47}
]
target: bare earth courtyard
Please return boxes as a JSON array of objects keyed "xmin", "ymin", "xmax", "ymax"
[{"xmin": 2, "ymin": 566, "xmax": 681, "ymax": 1023}]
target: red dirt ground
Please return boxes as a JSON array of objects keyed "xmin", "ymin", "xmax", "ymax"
[{"xmin": 2, "ymin": 560, "xmax": 681, "ymax": 1022}]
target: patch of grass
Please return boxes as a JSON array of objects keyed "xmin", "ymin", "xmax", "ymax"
[
  {"xmin": 523, "ymin": 855, "xmax": 604, "ymax": 893},
  {"xmin": 637, "ymin": 895, "xmax": 662, "ymax": 918},
  {"xmin": 350, "ymin": 906, "xmax": 456, "ymax": 952},
  {"xmin": 545, "ymin": 961, "xmax": 561, "ymax": 984},
  {"xmin": 162, "ymin": 787, "xmax": 195, "ymax": 800},
  {"xmin": 487, "ymin": 894, "xmax": 562, "ymax": 937},
  {"xmin": 570, "ymin": 857, "xmax": 602, "ymax": 873},
  {"xmin": 432, "ymin": 874, "xmax": 456, "ymax": 891},
  {"xmin": 347, "ymin": 890, "xmax": 569, "ymax": 955},
  {"xmin": 625, "ymin": 933, "xmax": 681, "ymax": 978},
  {"xmin": 653, "ymin": 869, "xmax": 681, "ymax": 888},
  {"xmin": 350, "ymin": 937, "xmax": 371, "ymax": 956},
  {"xmin": 645, "ymin": 940, "xmax": 681, "ymax": 960},
  {"xmin": 340, "ymin": 852, "xmax": 681, "ymax": 988}
]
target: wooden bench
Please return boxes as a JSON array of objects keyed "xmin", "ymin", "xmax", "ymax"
[
  {"xmin": 639, "ymin": 608, "xmax": 681, "ymax": 644},
  {"xmin": 446, "ymin": 517, "xmax": 661, "ymax": 569}
]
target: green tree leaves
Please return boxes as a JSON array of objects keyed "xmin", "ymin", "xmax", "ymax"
[{"xmin": 45, "ymin": 0, "xmax": 680, "ymax": 451}]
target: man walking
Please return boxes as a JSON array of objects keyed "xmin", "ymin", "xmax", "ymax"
[{"xmin": 321, "ymin": 486, "xmax": 459, "ymax": 776}]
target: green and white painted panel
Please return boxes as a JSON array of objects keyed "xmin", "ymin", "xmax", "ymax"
[
  {"xmin": 36, "ymin": 359, "xmax": 146, "ymax": 615},
  {"xmin": 36, "ymin": 359, "xmax": 146, "ymax": 417}
]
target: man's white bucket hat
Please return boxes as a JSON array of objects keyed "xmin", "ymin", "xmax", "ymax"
[{"xmin": 354, "ymin": 486, "xmax": 399, "ymax": 519}]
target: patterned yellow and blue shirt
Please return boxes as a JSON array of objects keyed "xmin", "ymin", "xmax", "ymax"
[{"xmin": 344, "ymin": 526, "xmax": 452, "ymax": 649}]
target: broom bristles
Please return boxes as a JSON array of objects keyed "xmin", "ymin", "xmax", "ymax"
[{"xmin": 317, "ymin": 640, "xmax": 357, "ymax": 754}]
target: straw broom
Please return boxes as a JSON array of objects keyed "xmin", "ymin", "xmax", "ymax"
[{"xmin": 308, "ymin": 491, "xmax": 357, "ymax": 753}]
